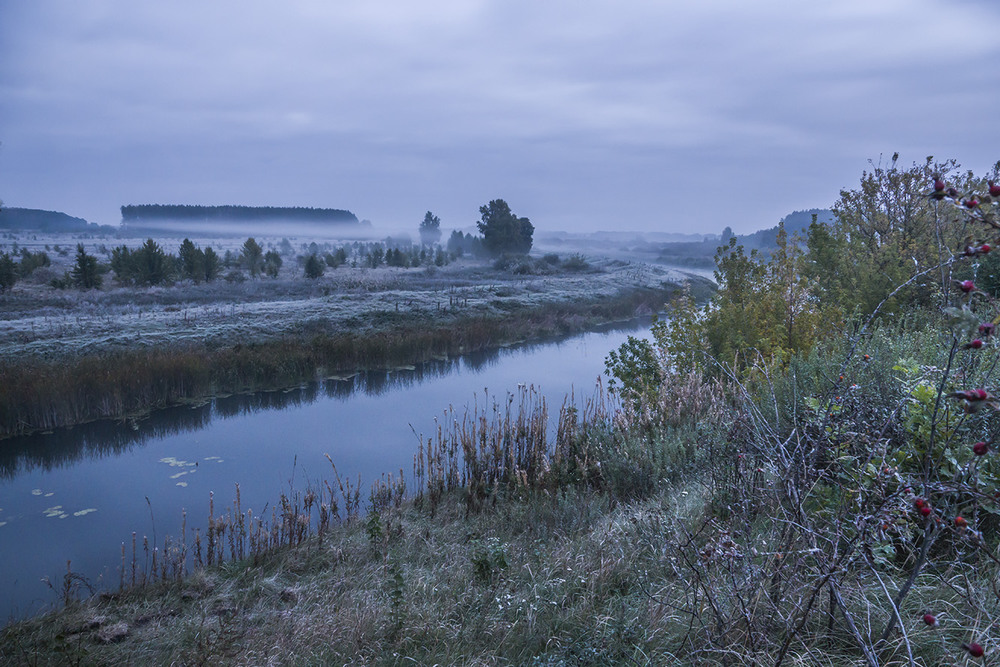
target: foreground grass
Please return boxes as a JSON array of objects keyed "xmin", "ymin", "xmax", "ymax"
[
  {"xmin": 7, "ymin": 307, "xmax": 1000, "ymax": 665},
  {"xmin": 2, "ymin": 479, "xmax": 733, "ymax": 666},
  {"xmin": 4, "ymin": 475, "xmax": 992, "ymax": 666}
]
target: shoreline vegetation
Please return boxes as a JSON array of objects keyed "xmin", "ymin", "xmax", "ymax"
[
  {"xmin": 0, "ymin": 263, "xmax": 711, "ymax": 440},
  {"xmin": 6, "ymin": 159, "xmax": 1000, "ymax": 663}
]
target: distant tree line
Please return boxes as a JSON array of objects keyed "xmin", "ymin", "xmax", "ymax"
[{"xmin": 120, "ymin": 205, "xmax": 361, "ymax": 225}]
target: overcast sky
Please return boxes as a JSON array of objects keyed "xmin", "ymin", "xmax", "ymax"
[{"xmin": 1, "ymin": 1, "xmax": 998, "ymax": 236}]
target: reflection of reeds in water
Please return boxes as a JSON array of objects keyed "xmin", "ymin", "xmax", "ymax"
[
  {"xmin": 0, "ymin": 356, "xmax": 465, "ymax": 478},
  {"xmin": 1, "ymin": 287, "xmax": 672, "ymax": 439},
  {"xmin": 116, "ymin": 453, "xmax": 388, "ymax": 591},
  {"xmin": 110, "ymin": 384, "xmax": 610, "ymax": 597}
]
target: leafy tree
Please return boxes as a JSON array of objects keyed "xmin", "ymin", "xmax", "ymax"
[
  {"xmin": 71, "ymin": 243, "xmax": 101, "ymax": 289},
  {"xmin": 202, "ymin": 246, "xmax": 221, "ymax": 282},
  {"xmin": 419, "ymin": 211, "xmax": 442, "ymax": 245},
  {"xmin": 179, "ymin": 238, "xmax": 205, "ymax": 283},
  {"xmin": 304, "ymin": 253, "xmax": 325, "ymax": 279},
  {"xmin": 0, "ymin": 252, "xmax": 17, "ymax": 292},
  {"xmin": 720, "ymin": 226, "xmax": 734, "ymax": 246},
  {"xmin": 477, "ymin": 199, "xmax": 533, "ymax": 256},
  {"xmin": 604, "ymin": 336, "xmax": 663, "ymax": 403},
  {"xmin": 828, "ymin": 154, "xmax": 979, "ymax": 315},
  {"xmin": 447, "ymin": 230, "xmax": 465, "ymax": 257},
  {"xmin": 242, "ymin": 237, "xmax": 264, "ymax": 278},
  {"xmin": 264, "ymin": 250, "xmax": 283, "ymax": 278}
]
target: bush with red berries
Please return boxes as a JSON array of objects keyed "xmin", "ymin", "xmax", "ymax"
[{"xmin": 636, "ymin": 157, "xmax": 1000, "ymax": 663}]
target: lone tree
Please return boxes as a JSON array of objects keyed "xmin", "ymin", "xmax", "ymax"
[
  {"xmin": 71, "ymin": 243, "xmax": 102, "ymax": 289},
  {"xmin": 419, "ymin": 211, "xmax": 442, "ymax": 245},
  {"xmin": 304, "ymin": 253, "xmax": 325, "ymax": 279},
  {"xmin": 133, "ymin": 238, "xmax": 171, "ymax": 286},
  {"xmin": 242, "ymin": 237, "xmax": 264, "ymax": 278},
  {"xmin": 179, "ymin": 238, "xmax": 205, "ymax": 283},
  {"xmin": 477, "ymin": 199, "xmax": 533, "ymax": 256}
]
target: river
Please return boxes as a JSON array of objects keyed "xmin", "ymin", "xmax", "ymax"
[{"xmin": 0, "ymin": 319, "xmax": 652, "ymax": 624}]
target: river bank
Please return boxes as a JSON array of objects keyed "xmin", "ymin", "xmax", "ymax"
[
  {"xmin": 0, "ymin": 352, "xmax": 723, "ymax": 664},
  {"xmin": 0, "ymin": 258, "xmax": 711, "ymax": 440}
]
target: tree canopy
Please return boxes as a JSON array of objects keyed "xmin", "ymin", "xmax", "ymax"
[
  {"xmin": 419, "ymin": 211, "xmax": 442, "ymax": 245},
  {"xmin": 477, "ymin": 199, "xmax": 533, "ymax": 256}
]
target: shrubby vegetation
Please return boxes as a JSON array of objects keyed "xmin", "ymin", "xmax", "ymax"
[
  {"xmin": 23, "ymin": 165, "xmax": 1000, "ymax": 662},
  {"xmin": 598, "ymin": 154, "xmax": 1000, "ymax": 663}
]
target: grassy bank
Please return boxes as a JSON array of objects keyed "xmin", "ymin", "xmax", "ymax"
[
  {"xmin": 4, "ymin": 314, "xmax": 1000, "ymax": 664},
  {"xmin": 0, "ymin": 281, "xmax": 706, "ymax": 439}
]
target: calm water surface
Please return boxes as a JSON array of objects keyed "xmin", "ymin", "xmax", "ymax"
[{"xmin": 0, "ymin": 320, "xmax": 650, "ymax": 623}]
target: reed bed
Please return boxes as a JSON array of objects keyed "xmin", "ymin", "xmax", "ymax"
[{"xmin": 0, "ymin": 285, "xmax": 677, "ymax": 439}]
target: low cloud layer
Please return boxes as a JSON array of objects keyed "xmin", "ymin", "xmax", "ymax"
[{"xmin": 2, "ymin": 0, "xmax": 998, "ymax": 234}]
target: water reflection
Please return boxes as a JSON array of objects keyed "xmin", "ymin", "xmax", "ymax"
[{"xmin": 0, "ymin": 324, "xmax": 639, "ymax": 479}]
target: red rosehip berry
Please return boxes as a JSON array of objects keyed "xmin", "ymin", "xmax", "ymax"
[
  {"xmin": 914, "ymin": 498, "xmax": 926, "ymax": 510},
  {"xmin": 966, "ymin": 339, "xmax": 984, "ymax": 350},
  {"xmin": 973, "ymin": 441, "xmax": 989, "ymax": 456},
  {"xmin": 934, "ymin": 179, "xmax": 945, "ymax": 192},
  {"xmin": 963, "ymin": 642, "xmax": 985, "ymax": 658},
  {"xmin": 920, "ymin": 506, "xmax": 932, "ymax": 517},
  {"xmin": 990, "ymin": 181, "xmax": 1000, "ymax": 197},
  {"xmin": 923, "ymin": 612, "xmax": 939, "ymax": 627},
  {"xmin": 981, "ymin": 243, "xmax": 992, "ymax": 254},
  {"xmin": 960, "ymin": 280, "xmax": 976, "ymax": 293},
  {"xmin": 955, "ymin": 516, "xmax": 969, "ymax": 528},
  {"xmin": 966, "ymin": 198, "xmax": 980, "ymax": 209}
]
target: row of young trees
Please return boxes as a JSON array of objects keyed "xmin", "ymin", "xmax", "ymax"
[
  {"xmin": 38, "ymin": 236, "xmax": 460, "ymax": 290},
  {"xmin": 2, "ymin": 198, "xmax": 536, "ymax": 293}
]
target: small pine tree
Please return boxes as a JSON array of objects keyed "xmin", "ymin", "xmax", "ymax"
[
  {"xmin": 242, "ymin": 237, "xmax": 264, "ymax": 278},
  {"xmin": 304, "ymin": 253, "xmax": 325, "ymax": 279},
  {"xmin": 133, "ymin": 238, "xmax": 171, "ymax": 286},
  {"xmin": 179, "ymin": 238, "xmax": 205, "ymax": 283},
  {"xmin": 71, "ymin": 244, "xmax": 102, "ymax": 289},
  {"xmin": 264, "ymin": 250, "xmax": 282, "ymax": 278},
  {"xmin": 202, "ymin": 246, "xmax": 221, "ymax": 282},
  {"xmin": 0, "ymin": 252, "xmax": 17, "ymax": 292}
]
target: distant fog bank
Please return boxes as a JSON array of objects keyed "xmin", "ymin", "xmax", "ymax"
[{"xmin": 119, "ymin": 205, "xmax": 365, "ymax": 238}]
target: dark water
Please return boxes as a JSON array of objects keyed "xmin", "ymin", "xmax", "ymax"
[{"xmin": 0, "ymin": 320, "xmax": 650, "ymax": 624}]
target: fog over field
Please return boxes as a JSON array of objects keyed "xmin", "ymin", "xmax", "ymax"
[{"xmin": 2, "ymin": 1, "xmax": 999, "ymax": 235}]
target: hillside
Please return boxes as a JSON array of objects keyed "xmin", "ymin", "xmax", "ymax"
[
  {"xmin": 738, "ymin": 207, "xmax": 836, "ymax": 249},
  {"xmin": 0, "ymin": 207, "xmax": 112, "ymax": 233}
]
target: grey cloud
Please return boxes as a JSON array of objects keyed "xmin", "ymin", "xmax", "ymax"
[{"xmin": 1, "ymin": 0, "xmax": 998, "ymax": 233}]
